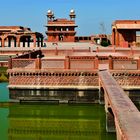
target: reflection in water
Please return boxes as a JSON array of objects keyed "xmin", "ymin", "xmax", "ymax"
[
  {"xmin": 2, "ymin": 104, "xmax": 116, "ymax": 140},
  {"xmin": 0, "ymin": 82, "xmax": 116, "ymax": 140}
]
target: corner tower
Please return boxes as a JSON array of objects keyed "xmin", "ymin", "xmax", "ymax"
[{"xmin": 46, "ymin": 9, "xmax": 78, "ymax": 42}]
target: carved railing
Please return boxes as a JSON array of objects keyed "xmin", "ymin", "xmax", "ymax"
[
  {"xmin": 42, "ymin": 58, "xmax": 65, "ymax": 69},
  {"xmin": 113, "ymin": 59, "xmax": 137, "ymax": 70},
  {"xmin": 9, "ymin": 56, "xmax": 98, "ymax": 70},
  {"xmin": 109, "ymin": 56, "xmax": 140, "ymax": 70},
  {"xmin": 8, "ymin": 55, "xmax": 140, "ymax": 70},
  {"xmin": 69, "ymin": 56, "xmax": 96, "ymax": 70},
  {"xmin": 12, "ymin": 59, "xmax": 36, "ymax": 69}
]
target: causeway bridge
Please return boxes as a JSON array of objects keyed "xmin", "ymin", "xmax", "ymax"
[{"xmin": 99, "ymin": 70, "xmax": 140, "ymax": 140}]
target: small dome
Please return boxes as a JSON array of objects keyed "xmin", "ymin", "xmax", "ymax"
[
  {"xmin": 47, "ymin": 10, "xmax": 52, "ymax": 14},
  {"xmin": 70, "ymin": 9, "xmax": 75, "ymax": 13}
]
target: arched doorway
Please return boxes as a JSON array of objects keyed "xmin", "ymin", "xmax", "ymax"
[
  {"xmin": 36, "ymin": 36, "xmax": 43, "ymax": 47},
  {"xmin": 20, "ymin": 35, "xmax": 32, "ymax": 47},
  {"xmin": 5, "ymin": 36, "xmax": 17, "ymax": 47}
]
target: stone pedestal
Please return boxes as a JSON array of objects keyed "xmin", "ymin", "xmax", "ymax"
[
  {"xmin": 99, "ymin": 87, "xmax": 104, "ymax": 104},
  {"xmin": 64, "ymin": 56, "xmax": 70, "ymax": 69},
  {"xmin": 35, "ymin": 56, "xmax": 41, "ymax": 69},
  {"xmin": 109, "ymin": 56, "xmax": 113, "ymax": 70},
  {"xmin": 94, "ymin": 55, "xmax": 99, "ymax": 69},
  {"xmin": 106, "ymin": 108, "xmax": 116, "ymax": 132}
]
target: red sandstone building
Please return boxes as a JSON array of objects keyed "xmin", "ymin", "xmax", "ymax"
[
  {"xmin": 91, "ymin": 34, "xmax": 109, "ymax": 45},
  {"xmin": 112, "ymin": 20, "xmax": 140, "ymax": 47},
  {"xmin": 46, "ymin": 10, "xmax": 77, "ymax": 42},
  {"xmin": 4, "ymin": 12, "xmax": 140, "ymax": 140},
  {"xmin": 0, "ymin": 26, "xmax": 43, "ymax": 48}
]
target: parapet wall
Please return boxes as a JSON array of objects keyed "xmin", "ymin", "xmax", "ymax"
[
  {"xmin": 8, "ymin": 70, "xmax": 98, "ymax": 87},
  {"xmin": 8, "ymin": 69, "xmax": 140, "ymax": 103},
  {"xmin": 9, "ymin": 55, "xmax": 98, "ymax": 70}
]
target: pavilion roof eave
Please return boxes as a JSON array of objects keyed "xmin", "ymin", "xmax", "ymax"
[
  {"xmin": 0, "ymin": 31, "xmax": 43, "ymax": 36},
  {"xmin": 113, "ymin": 24, "xmax": 140, "ymax": 30},
  {"xmin": 46, "ymin": 24, "xmax": 78, "ymax": 27},
  {"xmin": 22, "ymin": 32, "xmax": 43, "ymax": 37}
]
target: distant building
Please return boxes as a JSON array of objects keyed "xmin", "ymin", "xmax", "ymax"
[
  {"xmin": 75, "ymin": 36, "xmax": 91, "ymax": 42},
  {"xmin": 91, "ymin": 34, "xmax": 109, "ymax": 45},
  {"xmin": 112, "ymin": 20, "xmax": 140, "ymax": 47},
  {"xmin": 46, "ymin": 9, "xmax": 78, "ymax": 42},
  {"xmin": 0, "ymin": 26, "xmax": 43, "ymax": 48}
]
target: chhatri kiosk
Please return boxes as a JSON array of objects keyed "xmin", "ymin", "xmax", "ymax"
[{"xmin": 46, "ymin": 9, "xmax": 77, "ymax": 42}]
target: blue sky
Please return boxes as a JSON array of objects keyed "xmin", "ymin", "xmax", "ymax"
[{"xmin": 0, "ymin": 0, "xmax": 140, "ymax": 36}]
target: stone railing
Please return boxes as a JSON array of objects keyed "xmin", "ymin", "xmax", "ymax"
[
  {"xmin": 42, "ymin": 47, "xmax": 91, "ymax": 56},
  {"xmin": 69, "ymin": 56, "xmax": 97, "ymax": 70},
  {"xmin": 12, "ymin": 59, "xmax": 36, "ymax": 69},
  {"xmin": 113, "ymin": 59, "xmax": 137, "ymax": 70},
  {"xmin": 42, "ymin": 58, "xmax": 65, "ymax": 69},
  {"xmin": 109, "ymin": 56, "xmax": 140, "ymax": 70},
  {"xmin": 9, "ymin": 54, "xmax": 140, "ymax": 70},
  {"xmin": 8, "ymin": 56, "xmax": 98, "ymax": 70}
]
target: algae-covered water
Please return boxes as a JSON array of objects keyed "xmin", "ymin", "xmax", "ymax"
[
  {"xmin": 0, "ymin": 83, "xmax": 116, "ymax": 140},
  {"xmin": 0, "ymin": 83, "xmax": 9, "ymax": 102}
]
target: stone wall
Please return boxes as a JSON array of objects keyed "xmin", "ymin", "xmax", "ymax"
[{"xmin": 8, "ymin": 70, "xmax": 140, "ymax": 103}]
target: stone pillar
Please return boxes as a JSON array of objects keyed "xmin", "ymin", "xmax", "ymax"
[
  {"xmin": 16, "ymin": 36, "xmax": 20, "ymax": 47},
  {"xmin": 14, "ymin": 38, "xmax": 16, "ymax": 47},
  {"xmin": 99, "ymin": 86, "xmax": 104, "ymax": 104},
  {"xmin": 8, "ymin": 37, "xmax": 11, "ymax": 47},
  {"xmin": 112, "ymin": 29, "xmax": 115, "ymax": 45},
  {"xmin": 35, "ymin": 55, "xmax": 41, "ymax": 69},
  {"xmin": 109, "ymin": 55, "xmax": 113, "ymax": 70},
  {"xmin": 1, "ymin": 38, "xmax": 5, "ymax": 47},
  {"xmin": 33, "ymin": 35, "xmax": 36, "ymax": 48},
  {"xmin": 8, "ymin": 56, "xmax": 12, "ymax": 69},
  {"xmin": 94, "ymin": 55, "xmax": 99, "ymax": 69},
  {"xmin": 41, "ymin": 37, "xmax": 43, "ymax": 47},
  {"xmin": 116, "ymin": 30, "xmax": 119, "ymax": 47},
  {"xmin": 55, "ymin": 47, "xmax": 58, "ymax": 55},
  {"xmin": 131, "ymin": 30, "xmax": 136, "ymax": 46},
  {"xmin": 27, "ymin": 37, "xmax": 30, "ymax": 47},
  {"xmin": 106, "ymin": 108, "xmax": 116, "ymax": 132},
  {"xmin": 96, "ymin": 47, "xmax": 99, "ymax": 52},
  {"xmin": 137, "ymin": 57, "xmax": 140, "ymax": 70},
  {"xmin": 65, "ymin": 56, "xmax": 70, "ymax": 69},
  {"xmin": 37, "ymin": 37, "xmax": 40, "ymax": 47},
  {"xmin": 23, "ymin": 39, "xmax": 25, "ymax": 47}
]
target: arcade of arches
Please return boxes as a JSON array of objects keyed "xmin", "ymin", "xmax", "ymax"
[{"xmin": 0, "ymin": 26, "xmax": 43, "ymax": 48}]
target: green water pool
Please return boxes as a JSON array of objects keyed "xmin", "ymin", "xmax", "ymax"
[{"xmin": 0, "ymin": 83, "xmax": 116, "ymax": 140}]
